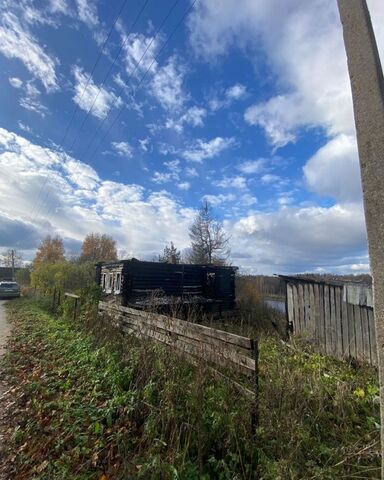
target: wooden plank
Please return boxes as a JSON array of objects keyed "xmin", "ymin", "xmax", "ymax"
[
  {"xmin": 318, "ymin": 284, "xmax": 326, "ymax": 355},
  {"xmin": 313, "ymin": 283, "xmax": 321, "ymax": 350},
  {"xmin": 65, "ymin": 292, "xmax": 80, "ymax": 299},
  {"xmin": 291, "ymin": 284, "xmax": 299, "ymax": 334},
  {"xmin": 99, "ymin": 301, "xmax": 252, "ymax": 350},
  {"xmin": 297, "ymin": 283, "xmax": 304, "ymax": 334},
  {"xmin": 324, "ymin": 285, "xmax": 332, "ymax": 355},
  {"xmin": 287, "ymin": 283, "xmax": 294, "ymax": 331},
  {"xmin": 117, "ymin": 310, "xmax": 252, "ymax": 357},
  {"xmin": 334, "ymin": 286, "xmax": 343, "ymax": 360},
  {"xmin": 361, "ymin": 307, "xmax": 371, "ymax": 364},
  {"xmin": 329, "ymin": 286, "xmax": 337, "ymax": 357},
  {"xmin": 309, "ymin": 283, "xmax": 315, "ymax": 339},
  {"xmin": 354, "ymin": 305, "xmax": 364, "ymax": 363},
  {"xmin": 120, "ymin": 320, "xmax": 255, "ymax": 376},
  {"xmin": 341, "ymin": 297, "xmax": 349, "ymax": 359},
  {"xmin": 347, "ymin": 302, "xmax": 357, "ymax": 360},
  {"xmin": 368, "ymin": 309, "xmax": 378, "ymax": 366}
]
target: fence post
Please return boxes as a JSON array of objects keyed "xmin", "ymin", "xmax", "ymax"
[
  {"xmin": 250, "ymin": 338, "xmax": 259, "ymax": 478},
  {"xmin": 73, "ymin": 297, "xmax": 78, "ymax": 321},
  {"xmin": 250, "ymin": 338, "xmax": 259, "ymax": 434}
]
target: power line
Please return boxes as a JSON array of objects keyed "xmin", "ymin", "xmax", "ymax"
[
  {"xmin": 29, "ymin": 0, "xmax": 129, "ymax": 223},
  {"xmin": 82, "ymin": 0, "xmax": 183, "ymax": 159},
  {"xmin": 42, "ymin": 0, "xmax": 197, "ymax": 230},
  {"xmin": 85, "ymin": 0, "xmax": 198, "ymax": 165},
  {"xmin": 67, "ymin": 0, "xmax": 151, "ymax": 153}
]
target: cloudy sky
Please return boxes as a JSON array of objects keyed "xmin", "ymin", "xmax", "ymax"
[{"xmin": 0, "ymin": 0, "xmax": 383, "ymax": 274}]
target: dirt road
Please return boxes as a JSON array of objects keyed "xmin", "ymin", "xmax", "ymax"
[
  {"xmin": 0, "ymin": 300, "xmax": 10, "ymax": 359},
  {"xmin": 0, "ymin": 300, "xmax": 10, "ymax": 466}
]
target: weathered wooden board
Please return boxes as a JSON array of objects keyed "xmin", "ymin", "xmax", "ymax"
[
  {"xmin": 354, "ymin": 305, "xmax": 364, "ymax": 362},
  {"xmin": 341, "ymin": 299, "xmax": 349, "ymax": 358},
  {"xmin": 368, "ymin": 309, "xmax": 378, "ymax": 365},
  {"xmin": 334, "ymin": 286, "xmax": 343, "ymax": 358},
  {"xmin": 99, "ymin": 301, "xmax": 251, "ymax": 350},
  {"xmin": 120, "ymin": 317, "xmax": 255, "ymax": 376},
  {"xmin": 99, "ymin": 302, "xmax": 256, "ymax": 377}
]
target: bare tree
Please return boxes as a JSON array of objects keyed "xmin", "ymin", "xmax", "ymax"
[
  {"xmin": 1, "ymin": 249, "xmax": 23, "ymax": 268},
  {"xmin": 188, "ymin": 201, "xmax": 230, "ymax": 265},
  {"xmin": 158, "ymin": 242, "xmax": 181, "ymax": 264}
]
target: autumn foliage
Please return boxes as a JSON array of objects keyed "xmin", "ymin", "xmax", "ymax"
[
  {"xmin": 80, "ymin": 233, "xmax": 118, "ymax": 263},
  {"xmin": 33, "ymin": 235, "xmax": 65, "ymax": 267}
]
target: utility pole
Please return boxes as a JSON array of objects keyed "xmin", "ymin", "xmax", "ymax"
[
  {"xmin": 11, "ymin": 249, "xmax": 15, "ymax": 281},
  {"xmin": 337, "ymin": 1, "xmax": 384, "ymax": 476}
]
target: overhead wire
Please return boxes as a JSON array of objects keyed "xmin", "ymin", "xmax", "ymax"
[
  {"xmin": 84, "ymin": 0, "xmax": 197, "ymax": 165},
  {"xmin": 67, "ymin": 0, "xmax": 151, "ymax": 152},
  {"xmin": 29, "ymin": 0, "xmax": 130, "ymax": 223},
  {"xmin": 81, "ymin": 0, "xmax": 182, "ymax": 159}
]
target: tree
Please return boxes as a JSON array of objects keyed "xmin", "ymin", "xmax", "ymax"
[
  {"xmin": 188, "ymin": 201, "xmax": 230, "ymax": 264},
  {"xmin": 80, "ymin": 233, "xmax": 118, "ymax": 263},
  {"xmin": 158, "ymin": 242, "xmax": 181, "ymax": 264},
  {"xmin": 33, "ymin": 235, "xmax": 65, "ymax": 267},
  {"xmin": 337, "ymin": 0, "xmax": 384, "ymax": 473},
  {"xmin": 1, "ymin": 249, "xmax": 23, "ymax": 268}
]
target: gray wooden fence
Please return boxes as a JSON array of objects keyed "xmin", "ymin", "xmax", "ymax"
[
  {"xmin": 98, "ymin": 301, "xmax": 259, "ymax": 402},
  {"xmin": 284, "ymin": 279, "xmax": 377, "ymax": 366}
]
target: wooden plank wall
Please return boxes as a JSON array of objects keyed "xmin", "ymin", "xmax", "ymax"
[{"xmin": 286, "ymin": 282, "xmax": 377, "ymax": 366}]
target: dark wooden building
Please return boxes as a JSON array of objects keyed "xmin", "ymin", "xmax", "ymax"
[{"xmin": 96, "ymin": 259, "xmax": 237, "ymax": 316}]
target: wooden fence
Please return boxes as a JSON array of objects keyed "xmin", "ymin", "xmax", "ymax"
[
  {"xmin": 98, "ymin": 301, "xmax": 259, "ymax": 421},
  {"xmin": 285, "ymin": 279, "xmax": 377, "ymax": 366}
]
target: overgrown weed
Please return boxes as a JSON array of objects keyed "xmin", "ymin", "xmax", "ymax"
[{"xmin": 0, "ymin": 296, "xmax": 380, "ymax": 479}]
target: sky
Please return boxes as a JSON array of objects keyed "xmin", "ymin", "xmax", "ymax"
[{"xmin": 0, "ymin": 0, "xmax": 383, "ymax": 275}]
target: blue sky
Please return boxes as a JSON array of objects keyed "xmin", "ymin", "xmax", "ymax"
[{"xmin": 0, "ymin": 0, "xmax": 383, "ymax": 274}]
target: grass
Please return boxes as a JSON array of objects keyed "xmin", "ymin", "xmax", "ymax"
[{"xmin": 0, "ymin": 297, "xmax": 380, "ymax": 479}]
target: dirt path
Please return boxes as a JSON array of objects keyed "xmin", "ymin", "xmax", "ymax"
[
  {"xmin": 0, "ymin": 300, "xmax": 10, "ymax": 359},
  {"xmin": 0, "ymin": 300, "xmax": 10, "ymax": 476}
]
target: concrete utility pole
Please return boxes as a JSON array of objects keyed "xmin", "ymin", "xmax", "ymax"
[{"xmin": 337, "ymin": 0, "xmax": 384, "ymax": 475}]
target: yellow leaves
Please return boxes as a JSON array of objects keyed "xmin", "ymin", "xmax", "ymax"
[
  {"xmin": 353, "ymin": 388, "xmax": 365, "ymax": 399},
  {"xmin": 99, "ymin": 475, "xmax": 109, "ymax": 480}
]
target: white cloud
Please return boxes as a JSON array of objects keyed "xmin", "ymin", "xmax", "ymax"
[
  {"xmin": 236, "ymin": 158, "xmax": 266, "ymax": 175},
  {"xmin": 112, "ymin": 141, "xmax": 134, "ymax": 158},
  {"xmin": 166, "ymin": 106, "xmax": 206, "ymax": 132},
  {"xmin": 76, "ymin": 0, "xmax": 98, "ymax": 27},
  {"xmin": 231, "ymin": 202, "xmax": 368, "ymax": 274},
  {"xmin": 18, "ymin": 122, "xmax": 32, "ymax": 133},
  {"xmin": 261, "ymin": 174, "xmax": 281, "ymax": 185},
  {"xmin": 72, "ymin": 66, "xmax": 122, "ymax": 119},
  {"xmin": 9, "ymin": 77, "xmax": 23, "ymax": 89},
  {"xmin": 0, "ymin": 12, "xmax": 58, "ymax": 91},
  {"xmin": 185, "ymin": 167, "xmax": 198, "ymax": 178},
  {"xmin": 226, "ymin": 83, "xmax": 247, "ymax": 100},
  {"xmin": 121, "ymin": 32, "xmax": 159, "ymax": 75},
  {"xmin": 151, "ymin": 56, "xmax": 187, "ymax": 112},
  {"xmin": 19, "ymin": 82, "xmax": 48, "ymax": 117},
  {"xmin": 209, "ymin": 82, "xmax": 247, "ymax": 111},
  {"xmin": 240, "ymin": 193, "xmax": 257, "ymax": 206},
  {"xmin": 177, "ymin": 182, "xmax": 190, "ymax": 191},
  {"xmin": 0, "ymin": 127, "xmax": 195, "ymax": 258},
  {"xmin": 139, "ymin": 138, "xmax": 151, "ymax": 152},
  {"xmin": 304, "ymin": 134, "xmax": 362, "ymax": 202},
  {"xmin": 188, "ymin": 0, "xmax": 383, "ymax": 150},
  {"xmin": 214, "ymin": 176, "xmax": 247, "ymax": 189},
  {"xmin": 203, "ymin": 193, "xmax": 236, "ymax": 206},
  {"xmin": 182, "ymin": 136, "xmax": 235, "ymax": 162}
]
